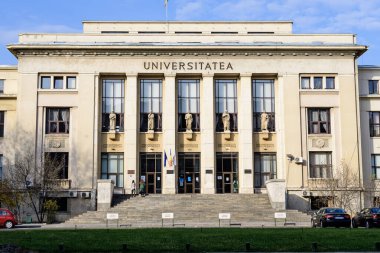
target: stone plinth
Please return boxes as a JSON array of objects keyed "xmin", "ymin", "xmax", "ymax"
[
  {"xmin": 147, "ymin": 130, "xmax": 155, "ymax": 140},
  {"xmin": 97, "ymin": 179, "xmax": 114, "ymax": 211},
  {"xmin": 265, "ymin": 179, "xmax": 286, "ymax": 210}
]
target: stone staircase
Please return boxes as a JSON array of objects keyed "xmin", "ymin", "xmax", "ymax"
[{"xmin": 64, "ymin": 194, "xmax": 311, "ymax": 227}]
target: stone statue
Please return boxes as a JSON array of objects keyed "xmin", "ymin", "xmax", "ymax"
[
  {"xmin": 222, "ymin": 110, "xmax": 230, "ymax": 132},
  {"xmin": 261, "ymin": 112, "xmax": 269, "ymax": 131},
  {"xmin": 109, "ymin": 111, "xmax": 116, "ymax": 131},
  {"xmin": 185, "ymin": 112, "xmax": 193, "ymax": 132},
  {"xmin": 148, "ymin": 112, "xmax": 154, "ymax": 131}
]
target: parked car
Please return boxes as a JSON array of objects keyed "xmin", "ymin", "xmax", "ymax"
[
  {"xmin": 352, "ymin": 208, "xmax": 380, "ymax": 228},
  {"xmin": 0, "ymin": 208, "xmax": 18, "ymax": 229},
  {"xmin": 311, "ymin": 207, "xmax": 351, "ymax": 228}
]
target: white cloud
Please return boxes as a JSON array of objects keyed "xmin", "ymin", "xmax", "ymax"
[{"xmin": 175, "ymin": 0, "xmax": 205, "ymax": 20}]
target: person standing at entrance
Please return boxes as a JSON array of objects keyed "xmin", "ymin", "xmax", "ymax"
[
  {"xmin": 131, "ymin": 180, "xmax": 136, "ymax": 197},
  {"xmin": 139, "ymin": 179, "xmax": 146, "ymax": 196},
  {"xmin": 233, "ymin": 179, "xmax": 238, "ymax": 193}
]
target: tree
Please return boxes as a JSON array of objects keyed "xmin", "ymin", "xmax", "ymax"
[
  {"xmin": 309, "ymin": 160, "xmax": 361, "ymax": 214},
  {"xmin": 4, "ymin": 148, "xmax": 65, "ymax": 223}
]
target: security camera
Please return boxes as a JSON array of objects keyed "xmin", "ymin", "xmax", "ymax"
[{"xmin": 286, "ymin": 154, "xmax": 294, "ymax": 161}]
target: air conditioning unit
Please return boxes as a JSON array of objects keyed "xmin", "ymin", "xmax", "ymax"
[
  {"xmin": 294, "ymin": 157, "xmax": 304, "ymax": 164},
  {"xmin": 81, "ymin": 192, "xmax": 91, "ymax": 199},
  {"xmin": 69, "ymin": 191, "xmax": 78, "ymax": 198}
]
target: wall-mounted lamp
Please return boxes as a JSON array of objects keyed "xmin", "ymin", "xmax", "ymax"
[{"xmin": 286, "ymin": 154, "xmax": 294, "ymax": 161}]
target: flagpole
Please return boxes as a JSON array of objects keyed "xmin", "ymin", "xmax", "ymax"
[{"xmin": 165, "ymin": 0, "xmax": 169, "ymax": 33}]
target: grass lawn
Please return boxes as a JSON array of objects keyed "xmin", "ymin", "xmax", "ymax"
[{"xmin": 0, "ymin": 228, "xmax": 379, "ymax": 252}]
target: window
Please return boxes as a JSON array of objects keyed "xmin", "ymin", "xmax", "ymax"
[
  {"xmin": 369, "ymin": 80, "xmax": 379, "ymax": 94},
  {"xmin": 102, "ymin": 79, "xmax": 124, "ymax": 132},
  {"xmin": 314, "ymin": 77, "xmax": 323, "ymax": 89},
  {"xmin": 326, "ymin": 77, "xmax": 335, "ymax": 89},
  {"xmin": 253, "ymin": 79, "xmax": 275, "ymax": 132},
  {"xmin": 45, "ymin": 152, "xmax": 68, "ymax": 179},
  {"xmin": 46, "ymin": 108, "xmax": 70, "ymax": 134},
  {"xmin": 54, "ymin": 77, "xmax": 63, "ymax": 89},
  {"xmin": 308, "ymin": 108, "xmax": 330, "ymax": 134},
  {"xmin": 371, "ymin": 154, "xmax": 380, "ymax": 179},
  {"xmin": 0, "ymin": 111, "xmax": 3, "ymax": 137},
  {"xmin": 178, "ymin": 79, "xmax": 200, "ymax": 132},
  {"xmin": 40, "ymin": 75, "xmax": 77, "ymax": 90},
  {"xmin": 101, "ymin": 153, "xmax": 124, "ymax": 188},
  {"xmin": 41, "ymin": 76, "xmax": 51, "ymax": 89},
  {"xmin": 66, "ymin": 77, "xmax": 76, "ymax": 89},
  {"xmin": 140, "ymin": 79, "xmax": 162, "ymax": 132},
  {"xmin": 301, "ymin": 77, "xmax": 311, "ymax": 89},
  {"xmin": 140, "ymin": 153, "xmax": 162, "ymax": 194},
  {"xmin": 301, "ymin": 76, "xmax": 336, "ymax": 90},
  {"xmin": 0, "ymin": 155, "xmax": 3, "ymax": 180},
  {"xmin": 309, "ymin": 152, "xmax": 332, "ymax": 178},
  {"xmin": 0, "ymin": 80, "xmax": 4, "ymax": 94},
  {"xmin": 254, "ymin": 153, "xmax": 277, "ymax": 188},
  {"xmin": 215, "ymin": 79, "xmax": 238, "ymax": 132},
  {"xmin": 369, "ymin": 112, "xmax": 380, "ymax": 137}
]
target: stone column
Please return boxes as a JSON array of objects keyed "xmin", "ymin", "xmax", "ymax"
[
  {"xmin": 201, "ymin": 74, "xmax": 215, "ymax": 194},
  {"xmin": 162, "ymin": 73, "xmax": 176, "ymax": 194},
  {"xmin": 238, "ymin": 74, "xmax": 254, "ymax": 194},
  {"xmin": 124, "ymin": 73, "xmax": 138, "ymax": 194}
]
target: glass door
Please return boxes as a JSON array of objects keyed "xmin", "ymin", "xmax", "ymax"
[
  {"xmin": 178, "ymin": 153, "xmax": 201, "ymax": 193},
  {"xmin": 216, "ymin": 153, "xmax": 238, "ymax": 193}
]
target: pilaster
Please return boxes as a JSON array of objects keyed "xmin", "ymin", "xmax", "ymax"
[
  {"xmin": 238, "ymin": 73, "xmax": 254, "ymax": 193},
  {"xmin": 201, "ymin": 73, "xmax": 215, "ymax": 194},
  {"xmin": 124, "ymin": 73, "xmax": 138, "ymax": 193},
  {"xmin": 162, "ymin": 73, "xmax": 176, "ymax": 194}
]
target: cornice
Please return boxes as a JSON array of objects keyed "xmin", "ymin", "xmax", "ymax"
[{"xmin": 12, "ymin": 48, "xmax": 361, "ymax": 58}]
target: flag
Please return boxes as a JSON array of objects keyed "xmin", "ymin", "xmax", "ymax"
[
  {"xmin": 164, "ymin": 150, "xmax": 168, "ymax": 167},
  {"xmin": 168, "ymin": 149, "xmax": 173, "ymax": 167},
  {"xmin": 164, "ymin": 0, "xmax": 168, "ymax": 7}
]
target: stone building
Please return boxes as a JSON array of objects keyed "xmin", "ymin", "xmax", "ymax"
[{"xmin": 1, "ymin": 21, "xmax": 377, "ymax": 219}]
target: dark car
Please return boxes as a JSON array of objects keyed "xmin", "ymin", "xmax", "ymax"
[
  {"xmin": 0, "ymin": 208, "xmax": 18, "ymax": 229},
  {"xmin": 311, "ymin": 207, "xmax": 351, "ymax": 228},
  {"xmin": 352, "ymin": 208, "xmax": 380, "ymax": 228}
]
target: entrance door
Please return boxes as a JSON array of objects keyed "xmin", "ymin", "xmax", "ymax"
[
  {"xmin": 140, "ymin": 153, "xmax": 162, "ymax": 194},
  {"xmin": 216, "ymin": 153, "xmax": 238, "ymax": 193},
  {"xmin": 178, "ymin": 153, "xmax": 201, "ymax": 194},
  {"xmin": 146, "ymin": 173, "xmax": 155, "ymax": 194}
]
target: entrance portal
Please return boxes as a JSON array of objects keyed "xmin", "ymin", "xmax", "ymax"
[
  {"xmin": 216, "ymin": 153, "xmax": 238, "ymax": 193},
  {"xmin": 140, "ymin": 153, "xmax": 162, "ymax": 194},
  {"xmin": 178, "ymin": 153, "xmax": 200, "ymax": 193}
]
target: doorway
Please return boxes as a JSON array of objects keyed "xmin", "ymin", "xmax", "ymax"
[
  {"xmin": 216, "ymin": 153, "xmax": 238, "ymax": 193},
  {"xmin": 178, "ymin": 153, "xmax": 200, "ymax": 193},
  {"xmin": 140, "ymin": 153, "xmax": 162, "ymax": 194}
]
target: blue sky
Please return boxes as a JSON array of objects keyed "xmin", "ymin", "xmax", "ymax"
[{"xmin": 1, "ymin": 0, "xmax": 380, "ymax": 65}]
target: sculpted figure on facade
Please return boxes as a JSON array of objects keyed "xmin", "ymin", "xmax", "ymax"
[
  {"xmin": 222, "ymin": 110, "xmax": 230, "ymax": 132},
  {"xmin": 148, "ymin": 112, "xmax": 155, "ymax": 131},
  {"xmin": 261, "ymin": 112, "xmax": 269, "ymax": 131},
  {"xmin": 109, "ymin": 111, "xmax": 116, "ymax": 131},
  {"xmin": 185, "ymin": 112, "xmax": 193, "ymax": 132}
]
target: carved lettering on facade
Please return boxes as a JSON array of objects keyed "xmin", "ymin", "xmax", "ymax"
[
  {"xmin": 102, "ymin": 144, "xmax": 122, "ymax": 149},
  {"xmin": 143, "ymin": 61, "xmax": 233, "ymax": 71},
  {"xmin": 180, "ymin": 144, "xmax": 199, "ymax": 148},
  {"xmin": 141, "ymin": 144, "xmax": 161, "ymax": 148},
  {"xmin": 255, "ymin": 144, "xmax": 275, "ymax": 148},
  {"xmin": 217, "ymin": 144, "xmax": 237, "ymax": 148}
]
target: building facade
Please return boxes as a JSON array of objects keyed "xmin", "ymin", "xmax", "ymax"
[{"xmin": 1, "ymin": 21, "xmax": 377, "ymax": 218}]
